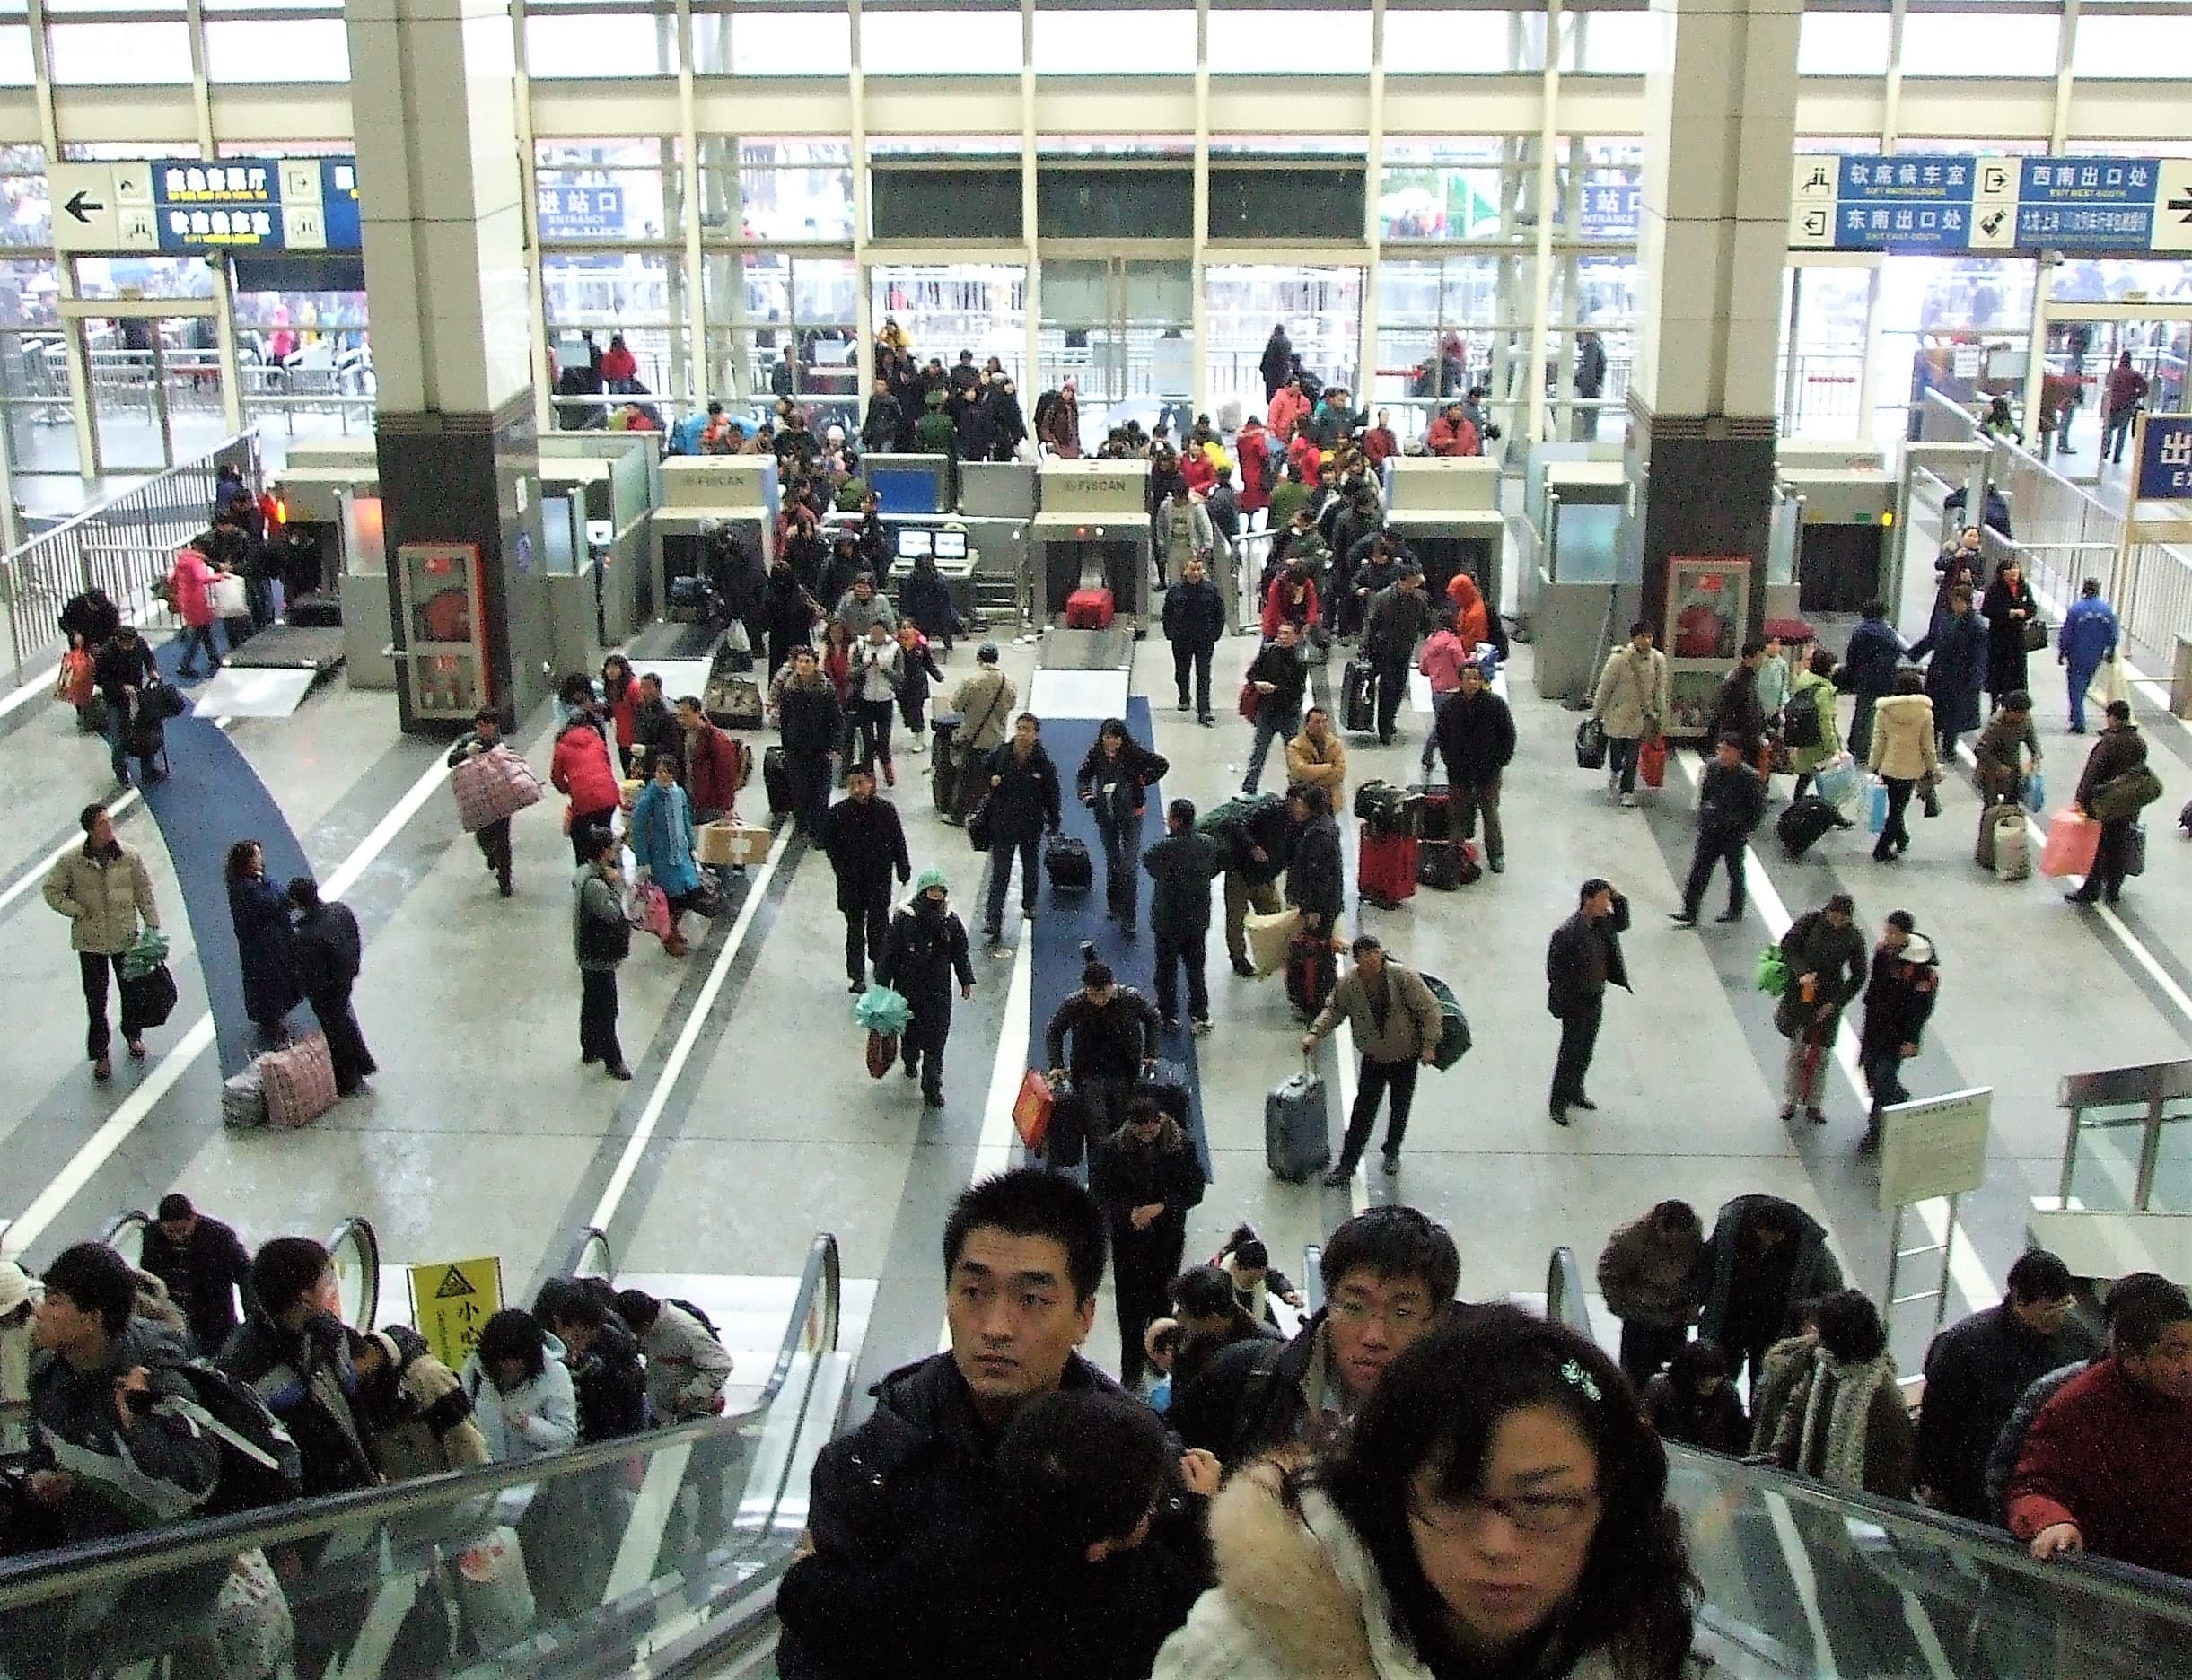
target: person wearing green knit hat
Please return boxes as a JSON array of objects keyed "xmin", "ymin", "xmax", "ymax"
[{"xmin": 876, "ymin": 864, "xmax": 975, "ymax": 1107}]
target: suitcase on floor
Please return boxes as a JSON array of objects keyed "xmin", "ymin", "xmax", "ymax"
[
  {"xmin": 1045, "ymin": 833, "xmax": 1093, "ymax": 889},
  {"xmin": 259, "ymin": 1031, "xmax": 338, "ymax": 1129},
  {"xmin": 1285, "ymin": 932, "xmax": 1338, "ymax": 1019},
  {"xmin": 1265, "ymin": 1065, "xmax": 1330, "ymax": 1183},
  {"xmin": 930, "ymin": 713, "xmax": 963, "ymax": 817},
  {"xmin": 1408, "ymin": 783, "xmax": 1453, "ymax": 844},
  {"xmin": 1416, "ymin": 839, "xmax": 1477, "ymax": 890},
  {"xmin": 703, "ymin": 673, "xmax": 764, "ymax": 730},
  {"xmin": 1993, "ymin": 817, "xmax": 2031, "ymax": 882},
  {"xmin": 1977, "ymin": 800, "xmax": 2025, "ymax": 871},
  {"xmin": 1340, "ymin": 657, "xmax": 1374, "ymax": 734},
  {"xmin": 1065, "ymin": 587, "xmax": 1115, "ymax": 630},
  {"xmin": 763, "ymin": 745, "xmax": 791, "ymax": 815},
  {"xmin": 223, "ymin": 1065, "xmax": 267, "ymax": 1129},
  {"xmin": 1358, "ymin": 826, "xmax": 1418, "ymax": 908},
  {"xmin": 287, "ymin": 593, "xmax": 343, "ymax": 628},
  {"xmin": 1776, "ymin": 795, "xmax": 1848, "ymax": 861}
]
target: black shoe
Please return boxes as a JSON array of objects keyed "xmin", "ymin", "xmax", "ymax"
[
  {"xmin": 2065, "ymin": 890, "xmax": 2098, "ymax": 905},
  {"xmin": 2104, "ymin": 890, "xmax": 2121, "ymax": 906},
  {"xmin": 498, "ymin": 877, "xmax": 513, "ymax": 898},
  {"xmin": 1569, "ymin": 1096, "xmax": 1598, "ymax": 1112},
  {"xmin": 1669, "ymin": 914, "xmax": 1698, "ymax": 929},
  {"xmin": 904, "ymin": 1056, "xmax": 920, "ymax": 1081},
  {"xmin": 924, "ymin": 1089, "xmax": 945, "ymax": 1107},
  {"xmin": 1551, "ymin": 1107, "xmax": 1571, "ymax": 1127},
  {"xmin": 582, "ymin": 1053, "xmax": 601, "ymax": 1066},
  {"xmin": 847, "ymin": 979, "xmax": 864, "ymax": 993},
  {"xmin": 1714, "ymin": 909, "xmax": 1742, "ymax": 923},
  {"xmin": 1162, "ymin": 1017, "xmax": 1181, "ymax": 1032},
  {"xmin": 1779, "ymin": 1103, "xmax": 1796, "ymax": 1122},
  {"xmin": 1488, "ymin": 856, "xmax": 1504, "ymax": 873},
  {"xmin": 1198, "ymin": 715, "xmax": 1215, "ymax": 728},
  {"xmin": 1177, "ymin": 696, "xmax": 1191, "ymax": 711},
  {"xmin": 1804, "ymin": 1107, "xmax": 1827, "ymax": 1125},
  {"xmin": 1381, "ymin": 1152, "xmax": 1400, "ymax": 1175},
  {"xmin": 1232, "ymin": 956, "xmax": 1257, "ymax": 977},
  {"xmin": 1320, "ymin": 1165, "xmax": 1354, "ymax": 1188},
  {"xmin": 1857, "ymin": 1126, "xmax": 1881, "ymax": 1155},
  {"xmin": 607, "ymin": 1063, "xmax": 634, "ymax": 1080},
  {"xmin": 176, "ymin": 666, "xmax": 198, "ymax": 681}
]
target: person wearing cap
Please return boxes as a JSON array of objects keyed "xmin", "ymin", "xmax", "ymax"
[
  {"xmin": 43, "ymin": 800, "xmax": 160, "ymax": 1083},
  {"xmin": 946, "ymin": 643, "xmax": 1017, "ymax": 820},
  {"xmin": 0, "ymin": 1259, "xmax": 37, "ymax": 1457},
  {"xmin": 139, "ymin": 1194, "xmax": 256, "ymax": 1357},
  {"xmin": 875, "ymin": 868, "xmax": 975, "ymax": 1108}
]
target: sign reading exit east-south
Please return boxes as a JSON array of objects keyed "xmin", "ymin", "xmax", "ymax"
[
  {"xmin": 1789, "ymin": 153, "xmax": 2192, "ymax": 257},
  {"xmin": 48, "ymin": 155, "xmax": 361, "ymax": 256}
]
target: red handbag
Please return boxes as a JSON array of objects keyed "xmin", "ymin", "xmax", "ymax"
[
  {"xmin": 1013, "ymin": 1069, "xmax": 1055, "ymax": 1151},
  {"xmin": 1638, "ymin": 736, "xmax": 1667, "ymax": 789},
  {"xmin": 1238, "ymin": 679, "xmax": 1261, "ymax": 722},
  {"xmin": 865, "ymin": 1028, "xmax": 899, "ymax": 1080}
]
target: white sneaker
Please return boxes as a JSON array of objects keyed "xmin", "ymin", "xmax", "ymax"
[
  {"xmin": 1620, "ymin": 792, "xmax": 1638, "ymax": 808},
  {"xmin": 906, "ymin": 740, "xmax": 925, "ymax": 754}
]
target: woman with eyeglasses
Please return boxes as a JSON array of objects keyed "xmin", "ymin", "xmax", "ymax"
[{"xmin": 1153, "ymin": 1307, "xmax": 1698, "ymax": 1680}]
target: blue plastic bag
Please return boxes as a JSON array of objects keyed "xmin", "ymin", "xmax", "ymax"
[
  {"xmin": 1866, "ymin": 782, "xmax": 1889, "ymax": 836},
  {"xmin": 1813, "ymin": 752, "xmax": 1859, "ymax": 809},
  {"xmin": 855, "ymin": 985, "xmax": 913, "ymax": 1036},
  {"xmin": 2024, "ymin": 770, "xmax": 2045, "ymax": 813}
]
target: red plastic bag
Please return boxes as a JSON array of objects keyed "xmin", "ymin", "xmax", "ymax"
[
  {"xmin": 2039, "ymin": 809, "xmax": 2100, "ymax": 878},
  {"xmin": 1639, "ymin": 737, "xmax": 1667, "ymax": 789},
  {"xmin": 1013, "ymin": 1069, "xmax": 1055, "ymax": 1151},
  {"xmin": 865, "ymin": 1028, "xmax": 899, "ymax": 1080},
  {"xmin": 629, "ymin": 880, "xmax": 673, "ymax": 941},
  {"xmin": 57, "ymin": 648, "xmax": 94, "ymax": 707}
]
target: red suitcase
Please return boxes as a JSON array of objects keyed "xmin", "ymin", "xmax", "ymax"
[
  {"xmin": 1359, "ymin": 826, "xmax": 1419, "ymax": 908},
  {"xmin": 1285, "ymin": 933, "xmax": 1337, "ymax": 1019},
  {"xmin": 1065, "ymin": 587, "xmax": 1115, "ymax": 629}
]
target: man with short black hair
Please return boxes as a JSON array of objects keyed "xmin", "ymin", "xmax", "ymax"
[
  {"xmin": 1046, "ymin": 958, "xmax": 1163, "ymax": 1160},
  {"xmin": 1546, "ymin": 878, "xmax": 1629, "ymax": 1126},
  {"xmin": 1169, "ymin": 1205, "xmax": 1460, "ymax": 1465},
  {"xmin": 1670, "ymin": 735, "xmax": 1766, "ymax": 928},
  {"xmin": 1857, "ymin": 910, "xmax": 1939, "ymax": 1151},
  {"xmin": 216, "ymin": 1236, "xmax": 377, "ymax": 1496},
  {"xmin": 447, "ymin": 708, "xmax": 516, "ymax": 895},
  {"xmin": 1303, "ymin": 935, "xmax": 1442, "ymax": 1186},
  {"xmin": 1918, "ymin": 1249, "xmax": 2098, "ymax": 1522},
  {"xmin": 43, "ymin": 800, "xmax": 160, "ymax": 1084},
  {"xmin": 546, "ymin": 1289, "xmax": 650, "ymax": 1443},
  {"xmin": 777, "ymin": 1168, "xmax": 1201, "ymax": 1679},
  {"xmin": 1142, "ymin": 798, "xmax": 1225, "ymax": 1033},
  {"xmin": 820, "ymin": 763, "xmax": 911, "ymax": 993},
  {"xmin": 2009, "ymin": 1274, "xmax": 2192, "ymax": 1573},
  {"xmin": 139, "ymin": 1193, "xmax": 255, "ymax": 1357}
]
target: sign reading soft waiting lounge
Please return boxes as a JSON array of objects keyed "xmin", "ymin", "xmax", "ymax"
[
  {"xmin": 48, "ymin": 156, "xmax": 362, "ymax": 256},
  {"xmin": 1789, "ymin": 153, "xmax": 2192, "ymax": 257}
]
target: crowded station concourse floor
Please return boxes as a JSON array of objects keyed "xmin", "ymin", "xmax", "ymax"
[{"xmin": 4, "ymin": 515, "xmax": 2190, "ymax": 1400}]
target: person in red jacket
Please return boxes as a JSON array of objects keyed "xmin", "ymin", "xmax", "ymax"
[
  {"xmin": 1235, "ymin": 416, "xmax": 1272, "ymax": 522},
  {"xmin": 169, "ymin": 543, "xmax": 224, "ymax": 679},
  {"xmin": 1360, "ymin": 408, "xmax": 1399, "ymax": 468},
  {"xmin": 601, "ymin": 653, "xmax": 640, "ymax": 774},
  {"xmin": 1425, "ymin": 400, "xmax": 1481, "ymax": 457},
  {"xmin": 1267, "ymin": 376, "xmax": 1311, "ymax": 442},
  {"xmin": 675, "ymin": 696, "xmax": 746, "ymax": 827},
  {"xmin": 551, "ymin": 688, "xmax": 623, "ymax": 864},
  {"xmin": 2007, "ymin": 1275, "xmax": 2192, "ymax": 1577},
  {"xmin": 598, "ymin": 331, "xmax": 638, "ymax": 387}
]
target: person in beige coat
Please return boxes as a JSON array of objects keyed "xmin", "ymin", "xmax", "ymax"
[
  {"xmin": 1283, "ymin": 706, "xmax": 1348, "ymax": 805},
  {"xmin": 1592, "ymin": 624, "xmax": 1670, "ymax": 806},
  {"xmin": 1302, "ymin": 936, "xmax": 1442, "ymax": 1185},
  {"xmin": 1864, "ymin": 671, "xmax": 1937, "ymax": 864},
  {"xmin": 42, "ymin": 800, "xmax": 159, "ymax": 1081}
]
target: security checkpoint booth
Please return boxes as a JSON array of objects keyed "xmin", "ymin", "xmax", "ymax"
[
  {"xmin": 268, "ymin": 436, "xmax": 388, "ymax": 688},
  {"xmin": 1382, "ymin": 456, "xmax": 1506, "ymax": 611},
  {"xmin": 1028, "ymin": 459, "xmax": 1153, "ymax": 630},
  {"xmin": 1770, "ymin": 442, "xmax": 1897, "ymax": 618},
  {"xmin": 651, "ymin": 455, "xmax": 780, "ymax": 656}
]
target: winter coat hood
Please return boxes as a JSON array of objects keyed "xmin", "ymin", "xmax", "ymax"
[{"xmin": 1867, "ymin": 691, "xmax": 1938, "ymax": 782}]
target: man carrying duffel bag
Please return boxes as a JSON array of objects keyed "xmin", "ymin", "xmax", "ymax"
[{"xmin": 43, "ymin": 800, "xmax": 161, "ymax": 1083}]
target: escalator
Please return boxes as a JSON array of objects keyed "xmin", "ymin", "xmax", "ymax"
[
  {"xmin": 1540, "ymin": 1247, "xmax": 2192, "ymax": 1679},
  {"xmin": 0, "ymin": 1230, "xmax": 851, "ymax": 1680}
]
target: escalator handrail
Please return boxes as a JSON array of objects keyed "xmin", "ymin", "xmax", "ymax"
[
  {"xmin": 567, "ymin": 1222, "xmax": 615, "ymax": 1280},
  {"xmin": 100, "ymin": 1208, "xmax": 152, "ymax": 1260},
  {"xmin": 324, "ymin": 1214, "xmax": 380, "ymax": 1332},
  {"xmin": 0, "ymin": 1230, "xmax": 845, "ymax": 1613},
  {"xmin": 1539, "ymin": 1247, "xmax": 2192, "ymax": 1622}
]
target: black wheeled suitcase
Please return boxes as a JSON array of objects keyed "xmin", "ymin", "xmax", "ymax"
[
  {"xmin": 287, "ymin": 593, "xmax": 343, "ymax": 628},
  {"xmin": 1409, "ymin": 783, "xmax": 1454, "ymax": 844},
  {"xmin": 1341, "ymin": 657, "xmax": 1374, "ymax": 734},
  {"xmin": 931, "ymin": 712, "xmax": 963, "ymax": 818},
  {"xmin": 1045, "ymin": 833, "xmax": 1093, "ymax": 889},
  {"xmin": 763, "ymin": 744, "xmax": 792, "ymax": 815},
  {"xmin": 1776, "ymin": 794, "xmax": 1848, "ymax": 860}
]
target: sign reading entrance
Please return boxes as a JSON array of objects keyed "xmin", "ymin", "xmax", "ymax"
[
  {"xmin": 1877, "ymin": 1087, "xmax": 1992, "ymax": 1212},
  {"xmin": 408, "ymin": 1256, "xmax": 504, "ymax": 1373}
]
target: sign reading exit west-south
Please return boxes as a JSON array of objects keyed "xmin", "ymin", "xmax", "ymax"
[
  {"xmin": 1788, "ymin": 153, "xmax": 2192, "ymax": 257},
  {"xmin": 48, "ymin": 156, "xmax": 361, "ymax": 256}
]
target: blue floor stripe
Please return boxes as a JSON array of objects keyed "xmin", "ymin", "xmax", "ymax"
[
  {"xmin": 1020, "ymin": 698, "xmax": 1213, "ymax": 1182},
  {"xmin": 138, "ymin": 636, "xmax": 316, "ymax": 1076}
]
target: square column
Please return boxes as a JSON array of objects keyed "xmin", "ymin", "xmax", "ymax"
[
  {"xmin": 1626, "ymin": 0, "xmax": 1800, "ymax": 640},
  {"xmin": 346, "ymin": 0, "xmax": 551, "ymax": 729}
]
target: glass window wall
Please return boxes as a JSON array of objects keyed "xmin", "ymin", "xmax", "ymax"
[
  {"xmin": 47, "ymin": 20, "xmax": 193, "ymax": 82},
  {"xmin": 1206, "ymin": 5, "xmax": 1371, "ymax": 74},
  {"xmin": 1898, "ymin": 12, "xmax": 2058, "ymax": 76},
  {"xmin": 708, "ymin": 139, "xmax": 855, "ymax": 241},
  {"xmin": 537, "ymin": 140, "xmax": 681, "ymax": 244},
  {"xmin": 1380, "ymin": 139, "xmax": 1535, "ymax": 244},
  {"xmin": 862, "ymin": 4, "xmax": 1018, "ymax": 74},
  {"xmin": 526, "ymin": 4, "xmax": 680, "ymax": 76},
  {"xmin": 704, "ymin": 252, "xmax": 858, "ymax": 415},
  {"xmin": 1206, "ymin": 263, "xmax": 1361, "ymax": 415},
  {"xmin": 872, "ymin": 261, "xmax": 1026, "ymax": 386},
  {"xmin": 204, "ymin": 16, "xmax": 349, "ymax": 79},
  {"xmin": 1799, "ymin": 10, "xmax": 1890, "ymax": 75},
  {"xmin": 1031, "ymin": 7, "xmax": 1194, "ymax": 74}
]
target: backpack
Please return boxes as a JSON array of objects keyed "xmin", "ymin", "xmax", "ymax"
[
  {"xmin": 1782, "ymin": 685, "xmax": 1822, "ymax": 749},
  {"xmin": 1196, "ymin": 792, "xmax": 1282, "ymax": 841},
  {"xmin": 668, "ymin": 1298, "xmax": 725, "ymax": 1343},
  {"xmin": 157, "ymin": 1363, "xmax": 306, "ymax": 1516}
]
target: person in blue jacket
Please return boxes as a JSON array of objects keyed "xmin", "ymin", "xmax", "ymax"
[
  {"xmin": 1837, "ymin": 599, "xmax": 1908, "ymax": 764},
  {"xmin": 628, "ymin": 754, "xmax": 702, "ymax": 958},
  {"xmin": 225, "ymin": 838, "xmax": 299, "ymax": 1039},
  {"xmin": 2057, "ymin": 577, "xmax": 2120, "ymax": 735},
  {"xmin": 1910, "ymin": 587, "xmax": 1989, "ymax": 758}
]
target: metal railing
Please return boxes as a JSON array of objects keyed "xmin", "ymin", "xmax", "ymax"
[{"xmin": 0, "ymin": 431, "xmax": 258, "ymax": 691}]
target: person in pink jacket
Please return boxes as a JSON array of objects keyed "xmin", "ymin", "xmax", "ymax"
[
  {"xmin": 170, "ymin": 544, "xmax": 223, "ymax": 679},
  {"xmin": 1416, "ymin": 608, "xmax": 1475, "ymax": 775},
  {"xmin": 1267, "ymin": 377, "xmax": 1311, "ymax": 443}
]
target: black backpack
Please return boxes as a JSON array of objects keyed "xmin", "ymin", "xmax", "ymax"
[
  {"xmin": 158, "ymin": 1363, "xmax": 306, "ymax": 1515},
  {"xmin": 1782, "ymin": 686, "xmax": 1823, "ymax": 749},
  {"xmin": 668, "ymin": 1298, "xmax": 724, "ymax": 1344}
]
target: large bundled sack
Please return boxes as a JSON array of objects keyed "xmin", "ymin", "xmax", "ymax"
[{"xmin": 451, "ymin": 745, "xmax": 545, "ymax": 832}]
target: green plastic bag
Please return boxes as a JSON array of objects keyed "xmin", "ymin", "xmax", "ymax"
[
  {"xmin": 854, "ymin": 985, "xmax": 913, "ymax": 1036},
  {"xmin": 1420, "ymin": 975, "xmax": 1473, "ymax": 1072},
  {"xmin": 120, "ymin": 925, "xmax": 171, "ymax": 982},
  {"xmin": 1755, "ymin": 943, "xmax": 1790, "ymax": 997}
]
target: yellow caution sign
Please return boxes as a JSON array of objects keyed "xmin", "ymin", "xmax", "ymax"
[{"xmin": 407, "ymin": 1256, "xmax": 503, "ymax": 1373}]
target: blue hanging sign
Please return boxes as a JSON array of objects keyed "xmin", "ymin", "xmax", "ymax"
[{"xmin": 2137, "ymin": 414, "xmax": 2192, "ymax": 502}]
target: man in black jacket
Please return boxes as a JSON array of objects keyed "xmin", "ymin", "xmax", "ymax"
[
  {"xmin": 1171, "ymin": 1206, "xmax": 1459, "ymax": 1467},
  {"xmin": 1362, "ymin": 563, "xmax": 1433, "ymax": 746},
  {"xmin": 775, "ymin": 647, "xmax": 843, "ymax": 836},
  {"xmin": 979, "ymin": 713, "xmax": 1064, "ymax": 955},
  {"xmin": 289, "ymin": 876, "xmax": 376, "ymax": 1096},
  {"xmin": 1917, "ymin": 1249, "xmax": 2097, "ymax": 1522},
  {"xmin": 1857, "ymin": 911, "xmax": 1940, "ymax": 1151},
  {"xmin": 630, "ymin": 671, "xmax": 682, "ymax": 777},
  {"xmin": 1431, "ymin": 661, "xmax": 1517, "ymax": 871},
  {"xmin": 546, "ymin": 1289, "xmax": 650, "ymax": 1442},
  {"xmin": 1241, "ymin": 621, "xmax": 1308, "ymax": 794},
  {"xmin": 1161, "ymin": 556, "xmax": 1227, "ymax": 724},
  {"xmin": 1089, "ymin": 1099, "xmax": 1206, "ymax": 1387},
  {"xmin": 92, "ymin": 623, "xmax": 162, "ymax": 787},
  {"xmin": 1545, "ymin": 878, "xmax": 1629, "ymax": 1126},
  {"xmin": 1671, "ymin": 736, "xmax": 1767, "ymax": 928},
  {"xmin": 140, "ymin": 1193, "xmax": 255, "ymax": 1357},
  {"xmin": 1283, "ymin": 783, "xmax": 1344, "ymax": 938},
  {"xmin": 777, "ymin": 1168, "xmax": 1203, "ymax": 1680},
  {"xmin": 876, "ymin": 869, "xmax": 976, "ymax": 1107},
  {"xmin": 216, "ymin": 1236, "xmax": 377, "ymax": 1498},
  {"xmin": 1046, "ymin": 958, "xmax": 1163, "ymax": 1163},
  {"xmin": 1142, "ymin": 799, "xmax": 1226, "ymax": 1031},
  {"xmin": 1710, "ymin": 641, "xmax": 1769, "ymax": 759},
  {"xmin": 819, "ymin": 764, "xmax": 911, "ymax": 992}
]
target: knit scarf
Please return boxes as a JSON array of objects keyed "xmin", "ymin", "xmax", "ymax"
[{"xmin": 1784, "ymin": 1347, "xmax": 1898, "ymax": 1492}]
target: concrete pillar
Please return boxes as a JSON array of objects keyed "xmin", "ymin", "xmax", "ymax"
[
  {"xmin": 346, "ymin": 0, "xmax": 550, "ymax": 731},
  {"xmin": 1626, "ymin": 0, "xmax": 1799, "ymax": 639}
]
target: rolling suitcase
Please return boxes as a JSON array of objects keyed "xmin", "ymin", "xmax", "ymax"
[
  {"xmin": 1265, "ymin": 1064, "xmax": 1330, "ymax": 1183},
  {"xmin": 1358, "ymin": 826, "xmax": 1418, "ymax": 908},
  {"xmin": 1044, "ymin": 833, "xmax": 1093, "ymax": 889},
  {"xmin": 287, "ymin": 593, "xmax": 343, "ymax": 628},
  {"xmin": 1285, "ymin": 932, "xmax": 1338, "ymax": 1018},
  {"xmin": 1065, "ymin": 587, "xmax": 1115, "ymax": 629},
  {"xmin": 763, "ymin": 744, "xmax": 792, "ymax": 815},
  {"xmin": 1776, "ymin": 795, "xmax": 1848, "ymax": 860},
  {"xmin": 1340, "ymin": 657, "xmax": 1374, "ymax": 734},
  {"xmin": 1408, "ymin": 783, "xmax": 1454, "ymax": 844},
  {"xmin": 930, "ymin": 713, "xmax": 963, "ymax": 818}
]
